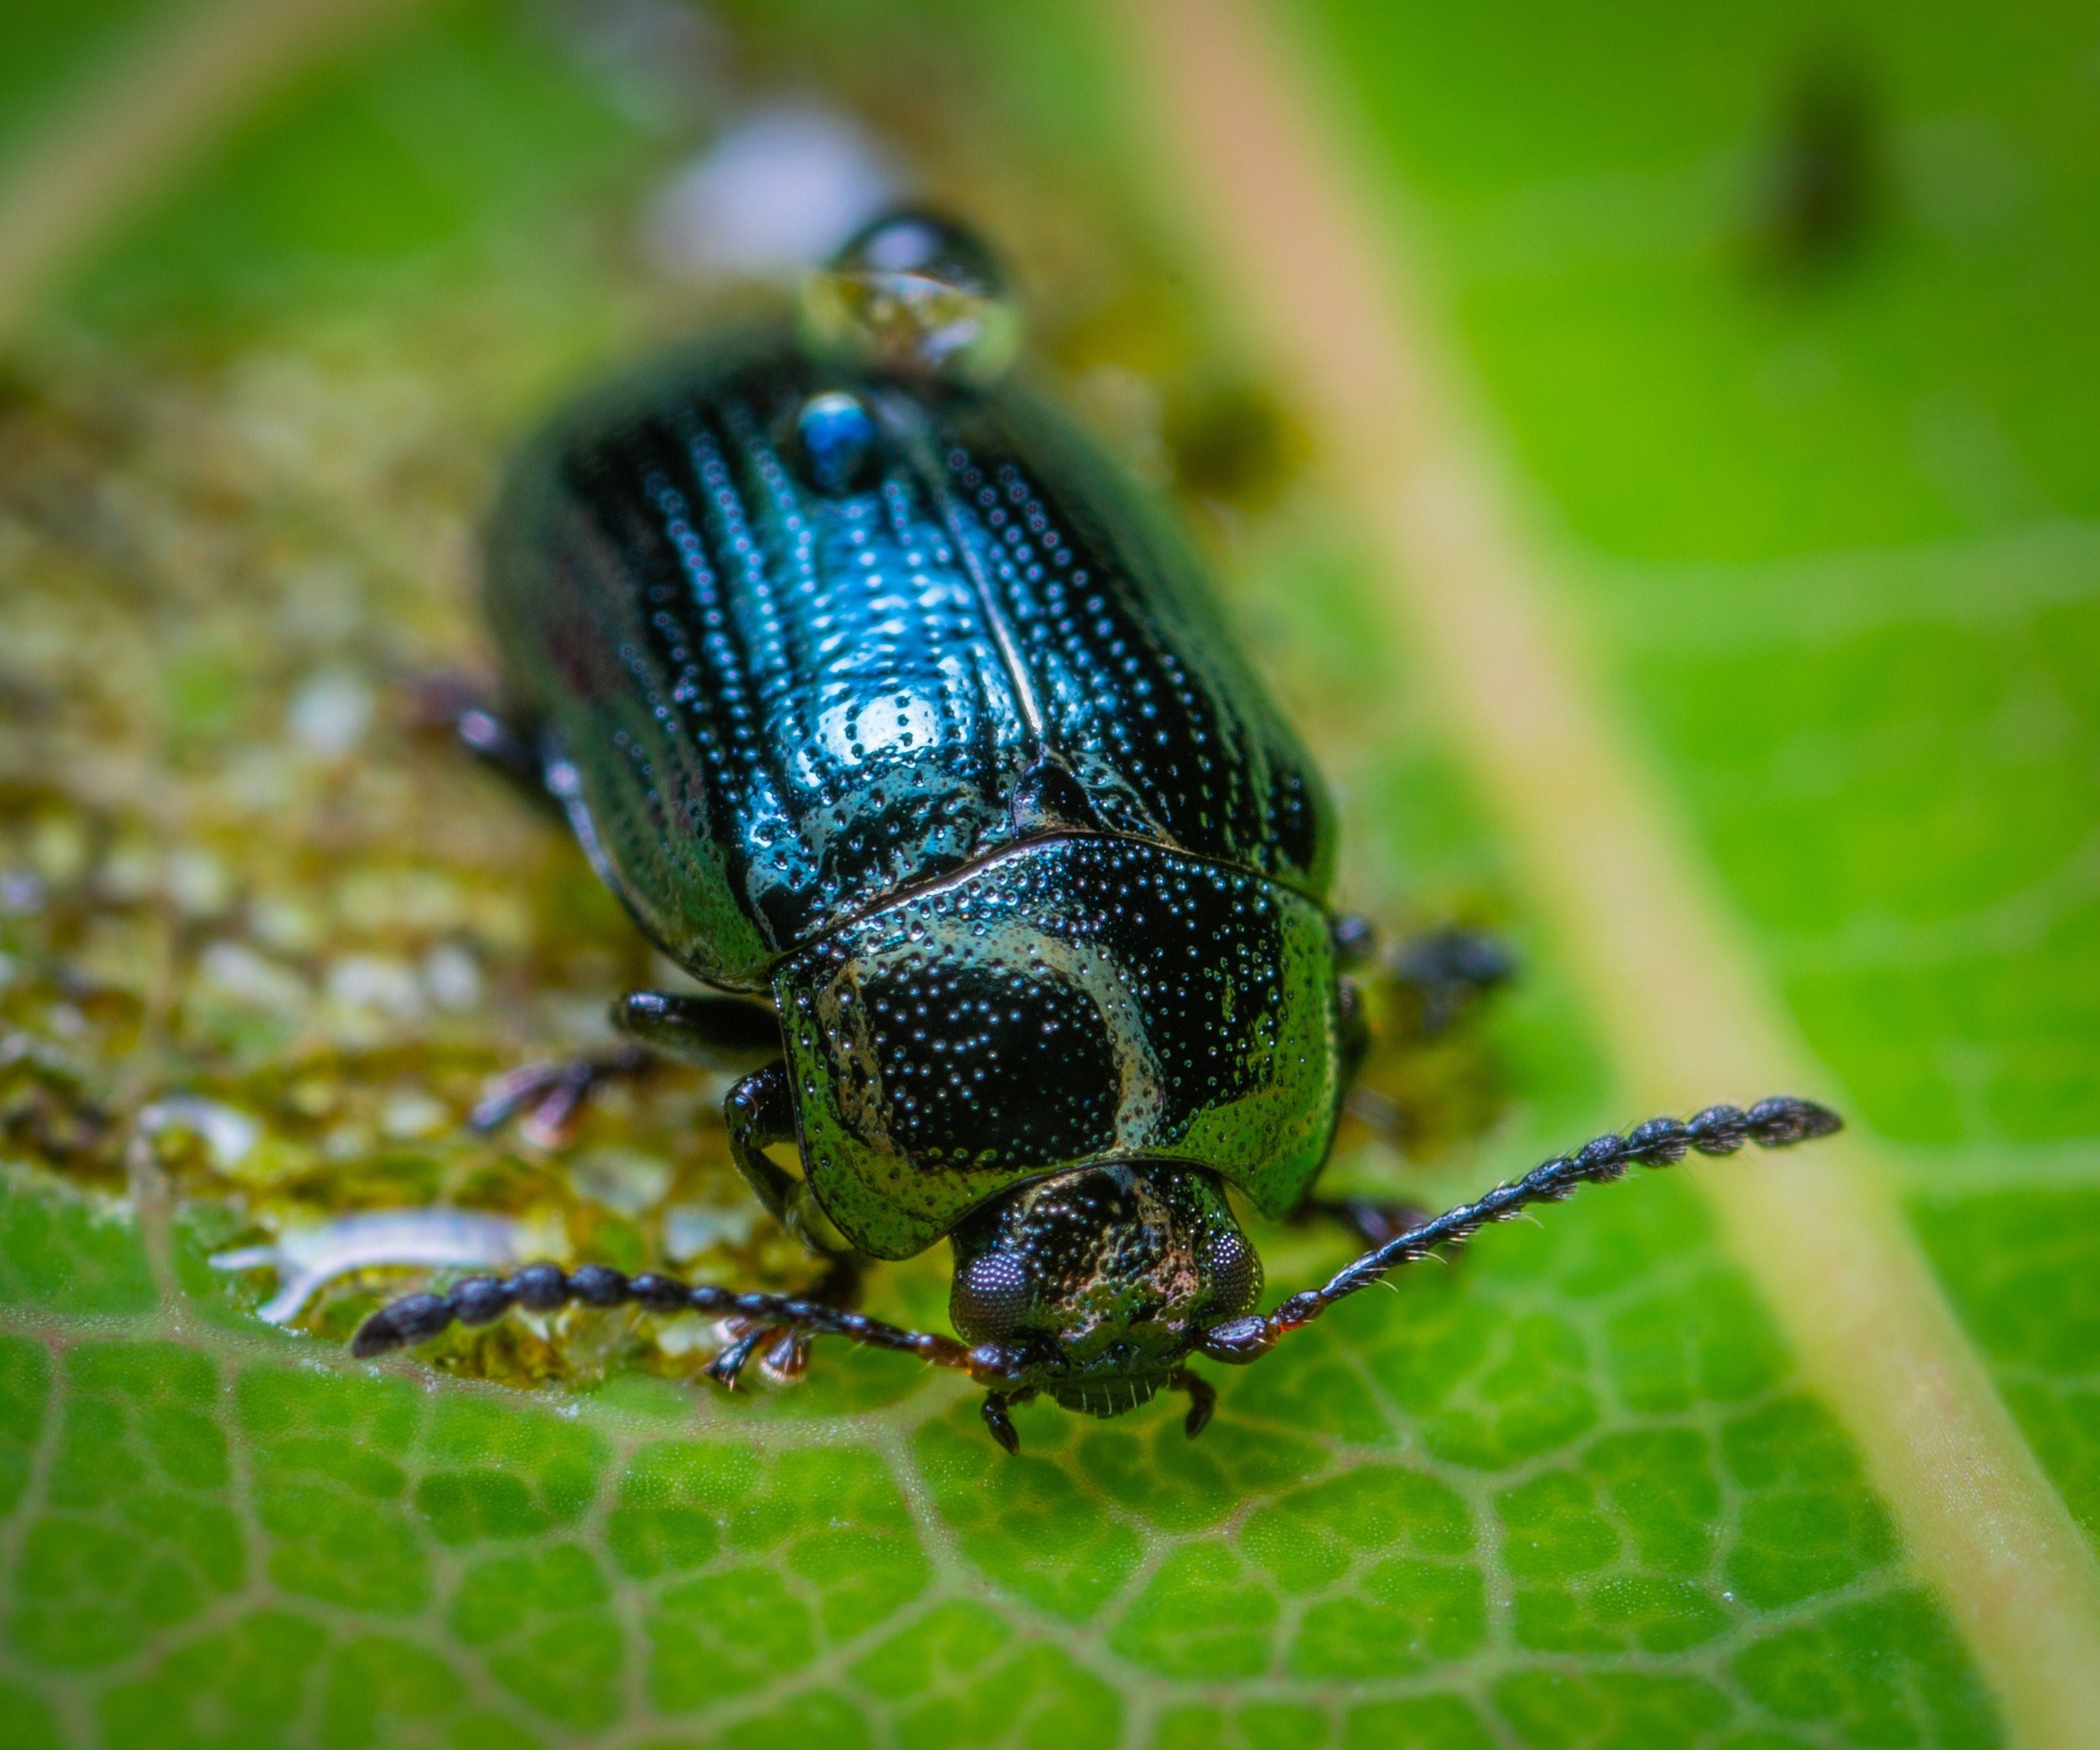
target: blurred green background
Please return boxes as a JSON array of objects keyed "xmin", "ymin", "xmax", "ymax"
[{"xmin": 0, "ymin": 2, "xmax": 2095, "ymax": 1747}]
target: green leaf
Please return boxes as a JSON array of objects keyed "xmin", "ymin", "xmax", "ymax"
[
  {"xmin": 1308, "ymin": 0, "xmax": 2100, "ymax": 1566},
  {"xmin": 0, "ymin": 0, "xmax": 2090, "ymax": 1745},
  {"xmin": 0, "ymin": 1166, "xmax": 2001, "ymax": 1745}
]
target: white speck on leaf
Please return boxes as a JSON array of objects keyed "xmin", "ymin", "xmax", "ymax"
[
  {"xmin": 289, "ymin": 668, "xmax": 374, "ymax": 760},
  {"xmin": 643, "ymin": 102, "xmax": 898, "ymax": 280}
]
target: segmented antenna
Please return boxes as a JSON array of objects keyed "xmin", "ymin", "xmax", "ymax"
[{"xmin": 1200, "ymin": 1098, "xmax": 1842, "ymax": 1363}]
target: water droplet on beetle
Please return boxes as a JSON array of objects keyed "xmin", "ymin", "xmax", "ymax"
[
  {"xmin": 796, "ymin": 390, "xmax": 877, "ymax": 493},
  {"xmin": 800, "ymin": 206, "xmax": 1021, "ymax": 384}
]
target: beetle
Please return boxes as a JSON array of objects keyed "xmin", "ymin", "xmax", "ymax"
[{"xmin": 353, "ymin": 210, "xmax": 1840, "ymax": 1450}]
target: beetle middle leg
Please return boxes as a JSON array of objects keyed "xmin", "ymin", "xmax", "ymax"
[
  {"xmin": 1334, "ymin": 918, "xmax": 1515, "ymax": 1153},
  {"xmin": 1316, "ymin": 918, "xmax": 1512, "ymax": 1239},
  {"xmin": 722, "ymin": 1062, "xmax": 812, "ymax": 1238},
  {"xmin": 472, "ymin": 991, "xmax": 779, "ymax": 1149},
  {"xmin": 615, "ymin": 990, "xmax": 782, "ymax": 1072},
  {"xmin": 1334, "ymin": 916, "xmax": 1516, "ymax": 1041}
]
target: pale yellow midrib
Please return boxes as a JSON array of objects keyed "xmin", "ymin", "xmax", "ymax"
[
  {"xmin": 1111, "ymin": 3, "xmax": 2100, "ymax": 1745},
  {"xmin": 0, "ymin": 0, "xmax": 429, "ymax": 344}
]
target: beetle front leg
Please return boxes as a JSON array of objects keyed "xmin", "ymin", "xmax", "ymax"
[
  {"xmin": 711, "ymin": 1074, "xmax": 863, "ymax": 1386},
  {"xmin": 472, "ymin": 991, "xmax": 780, "ymax": 1149},
  {"xmin": 980, "ymin": 1386, "xmax": 1038, "ymax": 1455},
  {"xmin": 722, "ymin": 1063, "xmax": 803, "ymax": 1228},
  {"xmin": 723, "ymin": 1064, "xmax": 848, "ymax": 1256},
  {"xmin": 1168, "ymin": 1368, "xmax": 1216, "ymax": 1439},
  {"xmin": 705, "ymin": 1253, "xmax": 867, "ymax": 1388}
]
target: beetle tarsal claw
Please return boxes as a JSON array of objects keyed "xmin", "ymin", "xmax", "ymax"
[
  {"xmin": 468, "ymin": 1046, "xmax": 650, "ymax": 1147},
  {"xmin": 980, "ymin": 1391, "xmax": 1022, "ymax": 1455},
  {"xmin": 1170, "ymin": 1368, "xmax": 1216, "ymax": 1439},
  {"xmin": 703, "ymin": 1326, "xmax": 769, "ymax": 1390},
  {"xmin": 760, "ymin": 1331, "xmax": 812, "ymax": 1382}
]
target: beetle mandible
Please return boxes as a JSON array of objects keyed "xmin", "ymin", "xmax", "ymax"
[{"xmin": 353, "ymin": 211, "xmax": 1840, "ymax": 1451}]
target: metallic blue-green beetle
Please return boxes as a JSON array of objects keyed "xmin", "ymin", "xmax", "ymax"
[{"xmin": 354, "ymin": 212, "xmax": 1839, "ymax": 1449}]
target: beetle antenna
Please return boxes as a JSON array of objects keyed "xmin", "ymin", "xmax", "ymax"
[
  {"xmin": 1199, "ymin": 1098, "xmax": 1841, "ymax": 1365},
  {"xmin": 351, "ymin": 1261, "xmax": 994, "ymax": 1378}
]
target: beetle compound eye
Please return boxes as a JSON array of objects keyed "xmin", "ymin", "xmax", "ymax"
[
  {"xmin": 801, "ymin": 206, "xmax": 1021, "ymax": 384},
  {"xmin": 796, "ymin": 392, "xmax": 877, "ymax": 494},
  {"xmin": 949, "ymin": 1249, "xmax": 1032, "ymax": 1342},
  {"xmin": 1202, "ymin": 1226, "xmax": 1263, "ymax": 1321}
]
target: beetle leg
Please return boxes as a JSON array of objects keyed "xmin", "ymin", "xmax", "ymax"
[
  {"xmin": 454, "ymin": 703, "xmax": 548, "ymax": 799},
  {"xmin": 470, "ymin": 995, "xmax": 781, "ymax": 1153},
  {"xmin": 707, "ymin": 1255, "xmax": 867, "ymax": 1388},
  {"xmin": 1332, "ymin": 923, "xmax": 1514, "ymax": 1146},
  {"xmin": 613, "ymin": 990, "xmax": 781, "ymax": 1074},
  {"xmin": 1343, "ymin": 1084, "xmax": 1413, "ymax": 1149},
  {"xmin": 1336, "ymin": 975, "xmax": 1373, "ymax": 1090},
  {"xmin": 406, "ymin": 674, "xmax": 557, "ymax": 805},
  {"xmin": 1331, "ymin": 913, "xmax": 1380, "ymax": 969},
  {"xmin": 470, "ymin": 1043, "xmax": 652, "ymax": 1149},
  {"xmin": 980, "ymin": 1387, "xmax": 1037, "ymax": 1456},
  {"xmin": 1389, "ymin": 926, "xmax": 1516, "ymax": 1039},
  {"xmin": 724, "ymin": 1064, "xmax": 850, "ymax": 1255},
  {"xmin": 1336, "ymin": 918, "xmax": 1515, "ymax": 1041},
  {"xmin": 1169, "ymin": 1368, "xmax": 1216, "ymax": 1439},
  {"xmin": 703, "ymin": 1326, "xmax": 766, "ymax": 1387},
  {"xmin": 723, "ymin": 1063, "xmax": 804, "ymax": 1230},
  {"xmin": 760, "ymin": 1330, "xmax": 809, "ymax": 1380}
]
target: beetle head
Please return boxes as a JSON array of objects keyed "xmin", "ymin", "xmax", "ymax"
[{"xmin": 947, "ymin": 1161, "xmax": 1262, "ymax": 1419}]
